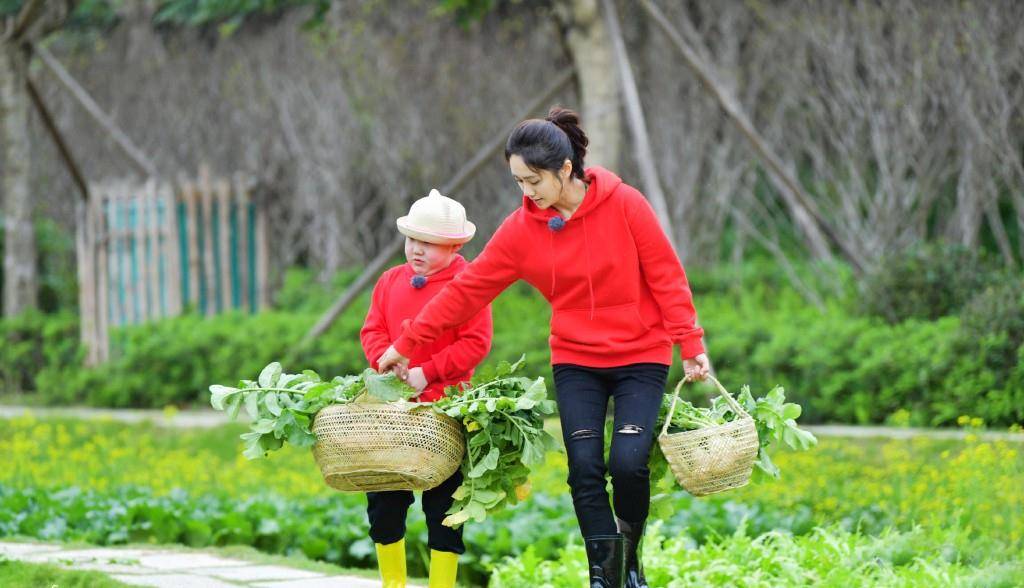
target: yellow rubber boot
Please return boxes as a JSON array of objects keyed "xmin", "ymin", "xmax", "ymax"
[
  {"xmin": 375, "ymin": 539, "xmax": 406, "ymax": 588},
  {"xmin": 428, "ymin": 549, "xmax": 459, "ymax": 588}
]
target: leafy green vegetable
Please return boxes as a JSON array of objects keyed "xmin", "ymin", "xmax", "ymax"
[
  {"xmin": 433, "ymin": 356, "xmax": 561, "ymax": 527},
  {"xmin": 211, "ymin": 358, "xmax": 561, "ymax": 525},
  {"xmin": 209, "ymin": 362, "xmax": 417, "ymax": 459},
  {"xmin": 649, "ymin": 381, "xmax": 817, "ymax": 499}
]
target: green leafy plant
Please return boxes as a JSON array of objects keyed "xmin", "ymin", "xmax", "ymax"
[
  {"xmin": 209, "ymin": 362, "xmax": 417, "ymax": 459},
  {"xmin": 209, "ymin": 357, "xmax": 561, "ymax": 527},
  {"xmin": 649, "ymin": 381, "xmax": 817, "ymax": 492},
  {"xmin": 432, "ymin": 356, "xmax": 560, "ymax": 527}
]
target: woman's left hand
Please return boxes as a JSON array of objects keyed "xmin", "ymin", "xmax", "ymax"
[
  {"xmin": 683, "ymin": 353, "xmax": 711, "ymax": 381},
  {"xmin": 378, "ymin": 345, "xmax": 410, "ymax": 376}
]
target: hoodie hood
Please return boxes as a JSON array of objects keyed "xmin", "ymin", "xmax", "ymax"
[
  {"xmin": 522, "ymin": 166, "xmax": 623, "ymax": 222},
  {"xmin": 400, "ymin": 254, "xmax": 468, "ymax": 284}
]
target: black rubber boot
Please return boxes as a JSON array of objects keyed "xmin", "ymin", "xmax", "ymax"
[
  {"xmin": 616, "ymin": 517, "xmax": 648, "ymax": 588},
  {"xmin": 584, "ymin": 534, "xmax": 625, "ymax": 588}
]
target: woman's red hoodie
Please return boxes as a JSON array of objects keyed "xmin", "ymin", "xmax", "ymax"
[{"xmin": 393, "ymin": 166, "xmax": 704, "ymax": 368}]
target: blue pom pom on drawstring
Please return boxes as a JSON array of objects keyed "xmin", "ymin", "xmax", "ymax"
[
  {"xmin": 548, "ymin": 217, "xmax": 566, "ymax": 232},
  {"xmin": 411, "ymin": 275, "xmax": 427, "ymax": 289}
]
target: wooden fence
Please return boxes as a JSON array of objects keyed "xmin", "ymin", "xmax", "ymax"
[{"xmin": 76, "ymin": 168, "xmax": 270, "ymax": 364}]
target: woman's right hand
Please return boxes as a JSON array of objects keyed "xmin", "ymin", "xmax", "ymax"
[
  {"xmin": 683, "ymin": 353, "xmax": 711, "ymax": 381},
  {"xmin": 377, "ymin": 345, "xmax": 410, "ymax": 376}
]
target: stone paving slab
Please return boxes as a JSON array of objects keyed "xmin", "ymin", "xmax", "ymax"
[
  {"xmin": 1, "ymin": 540, "xmax": 429, "ymax": 587},
  {"xmin": 0, "ymin": 542, "xmax": 63, "ymax": 556},
  {"xmin": 252, "ymin": 576, "xmax": 383, "ymax": 588},
  {"xmin": 136, "ymin": 553, "xmax": 250, "ymax": 570},
  {"xmin": 67, "ymin": 560, "xmax": 162, "ymax": 575},
  {"xmin": 199, "ymin": 565, "xmax": 324, "ymax": 582},
  {"xmin": 111, "ymin": 573, "xmax": 242, "ymax": 587},
  {"xmin": 25, "ymin": 547, "xmax": 156, "ymax": 561}
]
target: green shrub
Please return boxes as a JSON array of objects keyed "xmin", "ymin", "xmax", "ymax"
[
  {"xmin": 939, "ymin": 278, "xmax": 1024, "ymax": 425},
  {"xmin": 0, "ymin": 310, "xmax": 81, "ymax": 396},
  {"xmin": 859, "ymin": 243, "xmax": 1001, "ymax": 323},
  {"xmin": 0, "ymin": 217, "xmax": 79, "ymax": 315},
  {"xmin": 6, "ymin": 259, "xmax": 1021, "ymax": 425},
  {"xmin": 26, "ymin": 275, "xmax": 551, "ymax": 408}
]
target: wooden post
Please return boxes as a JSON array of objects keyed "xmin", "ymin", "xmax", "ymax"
[
  {"xmin": 217, "ymin": 179, "xmax": 232, "ymax": 312},
  {"xmin": 234, "ymin": 174, "xmax": 251, "ymax": 312},
  {"xmin": 94, "ymin": 194, "xmax": 110, "ymax": 362},
  {"xmin": 182, "ymin": 177, "xmax": 201, "ymax": 310},
  {"xmin": 136, "ymin": 181, "xmax": 150, "ymax": 322},
  {"xmin": 75, "ymin": 200, "xmax": 97, "ymax": 365},
  {"xmin": 147, "ymin": 180, "xmax": 163, "ymax": 318},
  {"xmin": 255, "ymin": 189, "xmax": 270, "ymax": 310},
  {"xmin": 124, "ymin": 183, "xmax": 140, "ymax": 324},
  {"xmin": 108, "ymin": 185, "xmax": 125, "ymax": 327},
  {"xmin": 162, "ymin": 182, "xmax": 183, "ymax": 316},
  {"xmin": 199, "ymin": 166, "xmax": 217, "ymax": 316}
]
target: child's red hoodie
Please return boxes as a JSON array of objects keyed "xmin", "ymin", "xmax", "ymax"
[
  {"xmin": 392, "ymin": 166, "xmax": 704, "ymax": 368},
  {"xmin": 361, "ymin": 255, "xmax": 492, "ymax": 402}
]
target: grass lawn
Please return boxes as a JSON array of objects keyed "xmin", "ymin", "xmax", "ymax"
[{"xmin": 0, "ymin": 557, "xmax": 132, "ymax": 588}]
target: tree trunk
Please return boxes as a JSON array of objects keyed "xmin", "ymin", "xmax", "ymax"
[
  {"xmin": 1, "ymin": 44, "xmax": 37, "ymax": 316},
  {"xmin": 556, "ymin": 0, "xmax": 622, "ymax": 171}
]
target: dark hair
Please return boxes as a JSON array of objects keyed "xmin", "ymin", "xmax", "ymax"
[{"xmin": 505, "ymin": 106, "xmax": 589, "ymax": 181}]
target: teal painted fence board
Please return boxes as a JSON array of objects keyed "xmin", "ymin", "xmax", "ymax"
[{"xmin": 79, "ymin": 176, "xmax": 266, "ymax": 364}]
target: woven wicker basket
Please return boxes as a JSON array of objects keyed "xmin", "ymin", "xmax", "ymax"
[
  {"xmin": 657, "ymin": 375, "xmax": 759, "ymax": 497},
  {"xmin": 311, "ymin": 401, "xmax": 465, "ymax": 492}
]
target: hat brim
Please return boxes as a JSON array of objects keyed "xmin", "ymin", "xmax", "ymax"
[{"xmin": 396, "ymin": 217, "xmax": 476, "ymax": 245}]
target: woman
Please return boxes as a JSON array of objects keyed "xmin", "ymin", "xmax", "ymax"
[{"xmin": 379, "ymin": 106, "xmax": 710, "ymax": 588}]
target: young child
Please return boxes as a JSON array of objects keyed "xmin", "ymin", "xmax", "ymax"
[{"xmin": 360, "ymin": 188, "xmax": 492, "ymax": 588}]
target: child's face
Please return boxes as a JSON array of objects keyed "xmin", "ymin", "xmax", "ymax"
[{"xmin": 405, "ymin": 237, "xmax": 461, "ymax": 276}]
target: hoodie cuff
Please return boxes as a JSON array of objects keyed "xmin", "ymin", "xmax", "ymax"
[
  {"xmin": 679, "ymin": 337, "xmax": 705, "ymax": 361},
  {"xmin": 393, "ymin": 335, "xmax": 418, "ymax": 359},
  {"xmin": 420, "ymin": 360, "xmax": 439, "ymax": 384}
]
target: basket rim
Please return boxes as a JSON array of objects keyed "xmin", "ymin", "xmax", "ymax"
[{"xmin": 657, "ymin": 413, "xmax": 755, "ymax": 441}]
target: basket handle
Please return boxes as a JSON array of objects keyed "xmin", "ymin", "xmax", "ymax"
[{"xmin": 659, "ymin": 374, "xmax": 750, "ymax": 437}]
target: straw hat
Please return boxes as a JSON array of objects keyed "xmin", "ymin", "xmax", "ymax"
[{"xmin": 396, "ymin": 189, "xmax": 476, "ymax": 245}]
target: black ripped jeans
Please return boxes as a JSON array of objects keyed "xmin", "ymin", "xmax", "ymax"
[{"xmin": 553, "ymin": 362, "xmax": 669, "ymax": 539}]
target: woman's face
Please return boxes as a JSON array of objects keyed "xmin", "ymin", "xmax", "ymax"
[
  {"xmin": 405, "ymin": 237, "xmax": 460, "ymax": 276},
  {"xmin": 509, "ymin": 154, "xmax": 569, "ymax": 210}
]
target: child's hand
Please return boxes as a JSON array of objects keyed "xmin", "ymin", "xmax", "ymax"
[{"xmin": 404, "ymin": 367, "xmax": 428, "ymax": 393}]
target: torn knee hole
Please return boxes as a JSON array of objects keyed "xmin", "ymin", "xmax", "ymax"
[
  {"xmin": 569, "ymin": 429, "xmax": 600, "ymax": 440},
  {"xmin": 616, "ymin": 424, "xmax": 644, "ymax": 435}
]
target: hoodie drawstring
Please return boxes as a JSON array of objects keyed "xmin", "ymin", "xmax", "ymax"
[
  {"xmin": 583, "ymin": 216, "xmax": 595, "ymax": 320},
  {"xmin": 549, "ymin": 229, "xmax": 557, "ymax": 297},
  {"xmin": 547, "ymin": 214, "xmax": 595, "ymax": 319}
]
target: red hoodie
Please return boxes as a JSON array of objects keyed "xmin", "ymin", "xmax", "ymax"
[
  {"xmin": 361, "ymin": 255, "xmax": 493, "ymax": 402},
  {"xmin": 393, "ymin": 167, "xmax": 704, "ymax": 368}
]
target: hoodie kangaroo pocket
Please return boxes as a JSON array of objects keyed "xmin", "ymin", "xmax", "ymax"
[{"xmin": 550, "ymin": 303, "xmax": 653, "ymax": 348}]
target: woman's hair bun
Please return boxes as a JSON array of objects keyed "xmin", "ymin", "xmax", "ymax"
[{"xmin": 545, "ymin": 106, "xmax": 588, "ymax": 169}]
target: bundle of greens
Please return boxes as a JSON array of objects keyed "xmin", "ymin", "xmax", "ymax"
[
  {"xmin": 209, "ymin": 357, "xmax": 561, "ymax": 527},
  {"xmin": 432, "ymin": 356, "xmax": 560, "ymax": 527},
  {"xmin": 648, "ymin": 382, "xmax": 817, "ymax": 493},
  {"xmin": 209, "ymin": 362, "xmax": 417, "ymax": 459}
]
